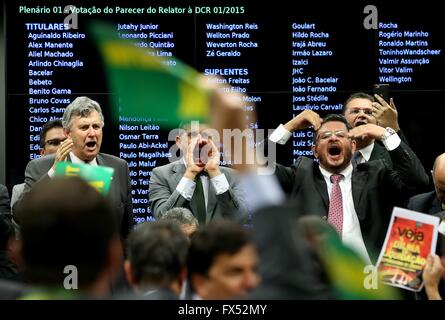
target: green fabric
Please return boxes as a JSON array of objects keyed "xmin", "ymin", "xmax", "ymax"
[
  {"xmin": 316, "ymin": 224, "xmax": 400, "ymax": 300},
  {"xmin": 54, "ymin": 162, "xmax": 114, "ymax": 195},
  {"xmin": 19, "ymin": 287, "xmax": 82, "ymax": 300}
]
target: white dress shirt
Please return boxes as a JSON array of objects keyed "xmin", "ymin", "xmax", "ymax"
[{"xmin": 268, "ymin": 124, "xmax": 403, "ymax": 264}]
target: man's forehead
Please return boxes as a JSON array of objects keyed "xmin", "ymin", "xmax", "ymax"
[
  {"xmin": 73, "ymin": 111, "xmax": 101, "ymax": 122},
  {"xmin": 346, "ymin": 98, "xmax": 373, "ymax": 109},
  {"xmin": 319, "ymin": 120, "xmax": 348, "ymax": 131}
]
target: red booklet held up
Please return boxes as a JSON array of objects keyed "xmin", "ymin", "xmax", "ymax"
[{"xmin": 376, "ymin": 207, "xmax": 440, "ymax": 292}]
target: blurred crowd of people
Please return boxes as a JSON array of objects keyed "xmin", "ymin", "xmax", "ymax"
[{"xmin": 1, "ymin": 85, "xmax": 444, "ymax": 300}]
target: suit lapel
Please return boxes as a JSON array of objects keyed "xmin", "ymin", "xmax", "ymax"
[
  {"xmin": 172, "ymin": 160, "xmax": 186, "ymax": 185},
  {"xmin": 95, "ymin": 153, "xmax": 104, "ymax": 165},
  {"xmin": 431, "ymin": 196, "xmax": 443, "ymax": 215},
  {"xmin": 313, "ymin": 165, "xmax": 329, "ymax": 211},
  {"xmin": 370, "ymin": 143, "xmax": 391, "ymax": 165},
  {"xmin": 351, "ymin": 168, "xmax": 368, "ymax": 219}
]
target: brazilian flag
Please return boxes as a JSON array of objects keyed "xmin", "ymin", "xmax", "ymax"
[{"xmin": 88, "ymin": 21, "xmax": 210, "ymax": 127}]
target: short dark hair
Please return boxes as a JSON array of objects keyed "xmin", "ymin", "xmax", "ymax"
[
  {"xmin": 160, "ymin": 207, "xmax": 198, "ymax": 227},
  {"xmin": 39, "ymin": 119, "xmax": 63, "ymax": 148},
  {"xmin": 313, "ymin": 114, "xmax": 352, "ymax": 144},
  {"xmin": 15, "ymin": 177, "xmax": 118, "ymax": 286},
  {"xmin": 127, "ymin": 221, "xmax": 189, "ymax": 286},
  {"xmin": 187, "ymin": 220, "xmax": 250, "ymax": 279},
  {"xmin": 342, "ymin": 92, "xmax": 375, "ymax": 114}
]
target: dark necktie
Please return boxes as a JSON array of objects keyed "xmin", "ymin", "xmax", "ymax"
[
  {"xmin": 328, "ymin": 174, "xmax": 343, "ymax": 237},
  {"xmin": 193, "ymin": 174, "xmax": 207, "ymax": 225}
]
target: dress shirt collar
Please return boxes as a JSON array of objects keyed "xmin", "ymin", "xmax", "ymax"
[{"xmin": 357, "ymin": 142, "xmax": 374, "ymax": 162}]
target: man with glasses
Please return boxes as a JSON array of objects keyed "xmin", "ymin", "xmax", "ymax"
[
  {"xmin": 342, "ymin": 92, "xmax": 408, "ymax": 167},
  {"xmin": 268, "ymin": 110, "xmax": 428, "ymax": 263},
  {"xmin": 38, "ymin": 119, "xmax": 66, "ymax": 156}
]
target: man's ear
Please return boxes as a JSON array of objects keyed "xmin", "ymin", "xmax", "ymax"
[
  {"xmin": 351, "ymin": 139, "xmax": 357, "ymax": 153},
  {"xmin": 63, "ymin": 128, "xmax": 70, "ymax": 137},
  {"xmin": 175, "ymin": 135, "xmax": 181, "ymax": 146},
  {"xmin": 191, "ymin": 274, "xmax": 208, "ymax": 299}
]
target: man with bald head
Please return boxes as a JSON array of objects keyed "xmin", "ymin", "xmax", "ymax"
[
  {"xmin": 267, "ymin": 110, "xmax": 429, "ymax": 263},
  {"xmin": 407, "ymin": 153, "xmax": 445, "ymax": 217}
]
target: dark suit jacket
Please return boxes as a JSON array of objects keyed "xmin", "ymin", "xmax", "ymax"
[
  {"xmin": 407, "ymin": 191, "xmax": 445, "ymax": 300},
  {"xmin": 0, "ymin": 185, "xmax": 11, "ymax": 216},
  {"xmin": 149, "ymin": 160, "xmax": 248, "ymax": 223},
  {"xmin": 16, "ymin": 153, "xmax": 133, "ymax": 239},
  {"xmin": 274, "ymin": 141, "xmax": 429, "ymax": 262}
]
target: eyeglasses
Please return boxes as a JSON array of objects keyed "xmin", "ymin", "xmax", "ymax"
[
  {"xmin": 316, "ymin": 130, "xmax": 349, "ymax": 140},
  {"xmin": 348, "ymin": 108, "xmax": 373, "ymax": 116},
  {"xmin": 44, "ymin": 138, "xmax": 66, "ymax": 146}
]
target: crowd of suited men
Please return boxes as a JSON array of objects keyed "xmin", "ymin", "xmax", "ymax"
[{"xmin": 0, "ymin": 91, "xmax": 445, "ymax": 300}]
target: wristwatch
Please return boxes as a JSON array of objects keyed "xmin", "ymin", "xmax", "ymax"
[{"xmin": 381, "ymin": 127, "xmax": 396, "ymax": 141}]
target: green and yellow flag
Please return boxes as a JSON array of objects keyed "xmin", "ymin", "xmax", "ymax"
[{"xmin": 88, "ymin": 21, "xmax": 210, "ymax": 127}]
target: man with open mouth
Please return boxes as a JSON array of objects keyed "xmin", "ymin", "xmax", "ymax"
[
  {"xmin": 268, "ymin": 110, "xmax": 429, "ymax": 264},
  {"xmin": 15, "ymin": 97, "xmax": 133, "ymax": 242}
]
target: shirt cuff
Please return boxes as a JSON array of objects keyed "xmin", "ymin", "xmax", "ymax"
[
  {"xmin": 382, "ymin": 133, "xmax": 401, "ymax": 151},
  {"xmin": 176, "ymin": 177, "xmax": 196, "ymax": 201},
  {"xmin": 210, "ymin": 173, "xmax": 229, "ymax": 195},
  {"xmin": 269, "ymin": 124, "xmax": 292, "ymax": 145},
  {"xmin": 48, "ymin": 167, "xmax": 55, "ymax": 178}
]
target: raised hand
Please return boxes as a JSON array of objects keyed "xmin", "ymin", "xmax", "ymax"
[
  {"xmin": 284, "ymin": 109, "xmax": 323, "ymax": 132},
  {"xmin": 373, "ymin": 94, "xmax": 400, "ymax": 131},
  {"xmin": 184, "ymin": 136, "xmax": 204, "ymax": 180},
  {"xmin": 51, "ymin": 137, "xmax": 73, "ymax": 171},
  {"xmin": 204, "ymin": 138, "xmax": 221, "ymax": 178}
]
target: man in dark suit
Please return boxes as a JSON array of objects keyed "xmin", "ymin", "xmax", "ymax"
[
  {"xmin": 149, "ymin": 123, "xmax": 248, "ymax": 224},
  {"xmin": 342, "ymin": 92, "xmax": 410, "ymax": 167},
  {"xmin": 15, "ymin": 97, "xmax": 133, "ymax": 240},
  {"xmin": 408, "ymin": 153, "xmax": 445, "ymax": 300},
  {"xmin": 407, "ymin": 153, "xmax": 445, "ymax": 218},
  {"xmin": 269, "ymin": 110, "xmax": 429, "ymax": 263}
]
